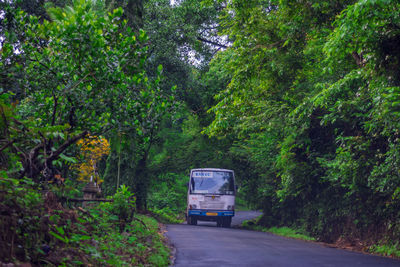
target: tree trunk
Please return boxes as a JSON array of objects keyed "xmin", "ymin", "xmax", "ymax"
[{"xmin": 134, "ymin": 156, "xmax": 147, "ymax": 210}]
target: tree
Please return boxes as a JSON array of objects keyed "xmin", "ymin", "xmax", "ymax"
[
  {"xmin": 100, "ymin": 0, "xmax": 231, "ymax": 208},
  {"xmin": 202, "ymin": 0, "xmax": 400, "ymax": 245},
  {"xmin": 1, "ymin": 0, "xmax": 173, "ymax": 186},
  {"xmin": 143, "ymin": 0, "xmax": 227, "ymax": 106}
]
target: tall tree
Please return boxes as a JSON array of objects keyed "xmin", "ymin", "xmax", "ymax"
[{"xmin": 1, "ymin": 0, "xmax": 173, "ymax": 186}]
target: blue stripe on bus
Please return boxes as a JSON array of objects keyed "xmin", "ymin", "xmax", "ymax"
[{"xmin": 188, "ymin": 210, "xmax": 234, "ymax": 216}]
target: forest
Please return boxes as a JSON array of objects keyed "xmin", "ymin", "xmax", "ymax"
[{"xmin": 1, "ymin": 0, "xmax": 400, "ymax": 265}]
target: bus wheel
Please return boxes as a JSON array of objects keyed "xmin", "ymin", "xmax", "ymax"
[
  {"xmin": 223, "ymin": 217, "xmax": 231, "ymax": 228},
  {"xmin": 188, "ymin": 216, "xmax": 197, "ymax": 225}
]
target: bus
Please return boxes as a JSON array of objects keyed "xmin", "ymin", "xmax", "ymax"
[{"xmin": 186, "ymin": 168, "xmax": 236, "ymax": 227}]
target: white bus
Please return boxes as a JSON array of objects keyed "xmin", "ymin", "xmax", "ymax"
[{"xmin": 186, "ymin": 168, "xmax": 236, "ymax": 227}]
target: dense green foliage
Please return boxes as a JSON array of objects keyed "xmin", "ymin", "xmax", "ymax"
[
  {"xmin": 0, "ymin": 0, "xmax": 172, "ymax": 264},
  {"xmin": 147, "ymin": 172, "xmax": 187, "ymax": 223},
  {"xmin": 145, "ymin": 111, "xmax": 240, "ymax": 221},
  {"xmin": 203, "ymin": 0, "xmax": 400, "ymax": 251},
  {"xmin": 0, "ymin": 174, "xmax": 169, "ymax": 265},
  {"xmin": 242, "ymin": 217, "xmax": 316, "ymax": 242},
  {"xmin": 1, "ymin": 0, "xmax": 173, "ymax": 182}
]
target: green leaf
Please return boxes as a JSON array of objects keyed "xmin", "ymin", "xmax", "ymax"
[
  {"xmin": 49, "ymin": 231, "xmax": 68, "ymax": 243},
  {"xmin": 55, "ymin": 225, "xmax": 65, "ymax": 235},
  {"xmin": 59, "ymin": 153, "xmax": 77, "ymax": 163}
]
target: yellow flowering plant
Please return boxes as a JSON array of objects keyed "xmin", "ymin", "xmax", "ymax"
[{"xmin": 74, "ymin": 135, "xmax": 110, "ymax": 184}]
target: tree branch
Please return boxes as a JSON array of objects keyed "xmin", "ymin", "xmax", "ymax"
[
  {"xmin": 46, "ymin": 131, "xmax": 88, "ymax": 162},
  {"xmin": 51, "ymin": 91, "xmax": 58, "ymax": 126},
  {"xmin": 0, "ymin": 139, "xmax": 16, "ymax": 152},
  {"xmin": 61, "ymin": 198, "xmax": 113, "ymax": 202},
  {"xmin": 352, "ymin": 51, "xmax": 365, "ymax": 67},
  {"xmin": 197, "ymin": 37, "xmax": 228, "ymax": 49},
  {"xmin": 0, "ymin": 104, "xmax": 10, "ymax": 138}
]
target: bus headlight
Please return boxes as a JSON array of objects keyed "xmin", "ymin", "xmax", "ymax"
[{"xmin": 189, "ymin": 204, "xmax": 197, "ymax": 209}]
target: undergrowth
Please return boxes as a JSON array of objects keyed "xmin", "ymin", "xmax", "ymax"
[
  {"xmin": 241, "ymin": 216, "xmax": 315, "ymax": 242},
  {"xmin": 266, "ymin": 227, "xmax": 316, "ymax": 241},
  {"xmin": 0, "ymin": 176, "xmax": 170, "ymax": 266},
  {"xmin": 147, "ymin": 172, "xmax": 187, "ymax": 224},
  {"xmin": 368, "ymin": 242, "xmax": 400, "ymax": 258},
  {"xmin": 242, "ymin": 214, "xmax": 400, "ymax": 259},
  {"xmin": 149, "ymin": 208, "xmax": 184, "ymax": 224}
]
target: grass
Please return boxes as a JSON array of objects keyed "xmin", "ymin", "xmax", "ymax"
[
  {"xmin": 369, "ymin": 242, "xmax": 400, "ymax": 258},
  {"xmin": 241, "ymin": 214, "xmax": 399, "ymax": 259},
  {"xmin": 241, "ymin": 217, "xmax": 315, "ymax": 242},
  {"xmin": 75, "ymin": 212, "xmax": 171, "ymax": 267},
  {"xmin": 136, "ymin": 214, "xmax": 171, "ymax": 266},
  {"xmin": 267, "ymin": 227, "xmax": 316, "ymax": 241},
  {"xmin": 149, "ymin": 208, "xmax": 185, "ymax": 224}
]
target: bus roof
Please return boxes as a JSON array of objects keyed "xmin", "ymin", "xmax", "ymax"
[{"xmin": 190, "ymin": 168, "xmax": 234, "ymax": 173}]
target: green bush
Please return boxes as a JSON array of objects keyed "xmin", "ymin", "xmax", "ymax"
[
  {"xmin": 105, "ymin": 185, "xmax": 136, "ymax": 232},
  {"xmin": 0, "ymin": 177, "xmax": 170, "ymax": 266},
  {"xmin": 147, "ymin": 172, "xmax": 187, "ymax": 222},
  {"xmin": 0, "ymin": 173, "xmax": 45, "ymax": 263},
  {"xmin": 369, "ymin": 242, "xmax": 400, "ymax": 258}
]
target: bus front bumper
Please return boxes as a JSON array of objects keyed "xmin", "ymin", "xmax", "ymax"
[{"xmin": 188, "ymin": 210, "xmax": 234, "ymax": 217}]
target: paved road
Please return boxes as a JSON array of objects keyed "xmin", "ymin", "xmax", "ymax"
[{"xmin": 165, "ymin": 211, "xmax": 400, "ymax": 267}]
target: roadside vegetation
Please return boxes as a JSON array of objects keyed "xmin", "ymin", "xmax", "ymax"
[
  {"xmin": 369, "ymin": 243, "xmax": 400, "ymax": 259},
  {"xmin": 242, "ymin": 217, "xmax": 400, "ymax": 258},
  {"xmin": 147, "ymin": 173, "xmax": 187, "ymax": 224},
  {"xmin": 0, "ymin": 0, "xmax": 175, "ymax": 264},
  {"xmin": 241, "ymin": 217, "xmax": 315, "ymax": 242},
  {"xmin": 0, "ymin": 175, "xmax": 170, "ymax": 266},
  {"xmin": 201, "ymin": 0, "xmax": 400, "ymax": 257}
]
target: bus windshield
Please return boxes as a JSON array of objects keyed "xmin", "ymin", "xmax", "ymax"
[{"xmin": 190, "ymin": 171, "xmax": 235, "ymax": 195}]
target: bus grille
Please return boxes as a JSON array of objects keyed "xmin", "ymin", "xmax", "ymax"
[{"xmin": 199, "ymin": 202, "xmax": 224, "ymax": 209}]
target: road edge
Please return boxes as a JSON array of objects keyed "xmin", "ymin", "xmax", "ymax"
[{"xmin": 162, "ymin": 224, "xmax": 177, "ymax": 267}]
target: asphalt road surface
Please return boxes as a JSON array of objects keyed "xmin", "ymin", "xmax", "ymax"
[{"xmin": 165, "ymin": 211, "xmax": 400, "ymax": 267}]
